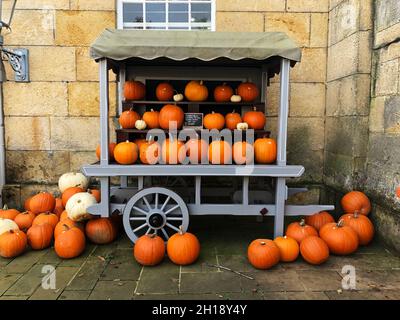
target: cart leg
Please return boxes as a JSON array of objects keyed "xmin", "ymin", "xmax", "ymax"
[
  {"xmin": 274, "ymin": 178, "xmax": 286, "ymax": 237},
  {"xmin": 121, "ymin": 176, "xmax": 128, "ymax": 188},
  {"xmin": 242, "ymin": 176, "xmax": 249, "ymax": 205},
  {"xmin": 195, "ymin": 176, "xmax": 201, "ymax": 205},
  {"xmin": 138, "ymin": 176, "xmax": 144, "ymax": 190},
  {"xmin": 100, "ymin": 177, "xmax": 110, "ymax": 217}
]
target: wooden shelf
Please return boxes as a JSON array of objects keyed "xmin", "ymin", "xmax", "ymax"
[
  {"xmin": 123, "ymin": 100, "xmax": 264, "ymax": 106},
  {"xmin": 116, "ymin": 128, "xmax": 271, "ymax": 135}
]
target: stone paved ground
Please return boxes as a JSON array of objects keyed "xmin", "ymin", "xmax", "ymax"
[{"xmin": 1, "ymin": 216, "xmax": 400, "ymax": 300}]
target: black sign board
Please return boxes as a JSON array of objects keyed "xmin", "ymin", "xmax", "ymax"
[{"xmin": 183, "ymin": 113, "xmax": 204, "ymax": 129}]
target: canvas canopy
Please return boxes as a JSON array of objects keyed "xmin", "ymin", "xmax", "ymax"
[{"xmin": 90, "ymin": 29, "xmax": 301, "ymax": 68}]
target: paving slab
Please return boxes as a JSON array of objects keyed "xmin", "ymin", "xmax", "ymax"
[
  {"xmin": 58, "ymin": 290, "xmax": 91, "ymax": 300},
  {"xmin": 354, "ymin": 270, "xmax": 400, "ymax": 291},
  {"xmin": 136, "ymin": 266, "xmax": 179, "ymax": 295},
  {"xmin": 4, "ymin": 250, "xmax": 47, "ymax": 274},
  {"xmin": 100, "ymin": 248, "xmax": 142, "ymax": 281},
  {"xmin": 263, "ymin": 291, "xmax": 329, "ymax": 300},
  {"xmin": 181, "ymin": 249, "xmax": 218, "ymax": 273},
  {"xmin": 180, "ymin": 271, "xmax": 242, "ymax": 294},
  {"xmin": 216, "ymin": 255, "xmax": 256, "ymax": 273},
  {"xmin": 88, "ymin": 280, "xmax": 136, "ymax": 300},
  {"xmin": 0, "ymin": 295, "xmax": 29, "ymax": 300},
  {"xmin": 134, "ymin": 292, "xmax": 263, "ymax": 300},
  {"xmin": 324, "ymin": 289, "xmax": 394, "ymax": 300},
  {"xmin": 37, "ymin": 250, "xmax": 63, "ymax": 266},
  {"xmin": 58, "ymin": 243, "xmax": 96, "ymax": 267},
  {"xmin": 298, "ymin": 270, "xmax": 343, "ymax": 291},
  {"xmin": 0, "ymin": 256, "xmax": 12, "ymax": 267},
  {"xmin": 0, "ymin": 273, "xmax": 21, "ymax": 295},
  {"xmin": 4, "ymin": 264, "xmax": 46, "ymax": 296}
]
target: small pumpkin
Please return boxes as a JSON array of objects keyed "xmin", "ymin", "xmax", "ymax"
[
  {"xmin": 319, "ymin": 220, "xmax": 359, "ymax": 255},
  {"xmin": 27, "ymin": 223, "xmax": 53, "ymax": 250},
  {"xmin": 232, "ymin": 141, "xmax": 254, "ymax": 165},
  {"xmin": 142, "ymin": 109, "xmax": 160, "ymax": 129},
  {"xmin": 62, "ymin": 186, "xmax": 84, "ymax": 207},
  {"xmin": 243, "ymin": 107, "xmax": 265, "ymax": 130},
  {"xmin": 225, "ymin": 110, "xmax": 242, "ymax": 130},
  {"xmin": 29, "ymin": 192, "xmax": 56, "ymax": 215},
  {"xmin": 0, "ymin": 205, "xmax": 19, "ymax": 220},
  {"xmin": 66, "ymin": 192, "xmax": 97, "ymax": 222},
  {"xmin": 140, "ymin": 141, "xmax": 160, "ymax": 165},
  {"xmin": 135, "ymin": 119, "xmax": 147, "ymax": 130},
  {"xmin": 114, "ymin": 141, "xmax": 139, "ymax": 165},
  {"xmin": 204, "ymin": 111, "xmax": 225, "ymax": 130},
  {"xmin": 273, "ymin": 236, "xmax": 299, "ymax": 262},
  {"xmin": 254, "ymin": 137, "xmax": 277, "ymax": 164},
  {"xmin": 134, "ymin": 138, "xmax": 147, "ymax": 151},
  {"xmin": 87, "ymin": 188, "xmax": 101, "ymax": 203},
  {"xmin": 230, "ymin": 94, "xmax": 242, "ymax": 103},
  {"xmin": 14, "ymin": 211, "xmax": 36, "ymax": 231},
  {"xmin": 96, "ymin": 142, "xmax": 117, "ymax": 161},
  {"xmin": 286, "ymin": 219, "xmax": 318, "ymax": 244},
  {"xmin": 0, "ymin": 218, "xmax": 19, "ymax": 235},
  {"xmin": 0, "ymin": 229, "xmax": 27, "ymax": 258},
  {"xmin": 124, "ymin": 80, "xmax": 146, "ymax": 100},
  {"xmin": 32, "ymin": 212, "xmax": 59, "ymax": 229},
  {"xmin": 54, "ymin": 224, "xmax": 86, "ymax": 259},
  {"xmin": 167, "ymin": 227, "xmax": 200, "ymax": 265},
  {"xmin": 85, "ymin": 218, "xmax": 117, "ymax": 245},
  {"xmin": 341, "ymin": 191, "xmax": 371, "ymax": 216},
  {"xmin": 340, "ymin": 212, "xmax": 374, "ymax": 245},
  {"xmin": 236, "ymin": 122, "xmax": 249, "ymax": 131},
  {"xmin": 134, "ymin": 234, "xmax": 165, "ymax": 266},
  {"xmin": 54, "ymin": 198, "xmax": 64, "ymax": 217},
  {"xmin": 305, "ymin": 211, "xmax": 335, "ymax": 232},
  {"xmin": 159, "ymin": 104, "xmax": 185, "ymax": 130},
  {"xmin": 186, "ymin": 138, "xmax": 208, "ymax": 164},
  {"xmin": 184, "ymin": 80, "xmax": 208, "ymax": 102},
  {"xmin": 161, "ymin": 139, "xmax": 186, "ymax": 165},
  {"xmin": 173, "ymin": 93, "xmax": 184, "ymax": 102},
  {"xmin": 247, "ymin": 239, "xmax": 280, "ymax": 270},
  {"xmin": 156, "ymin": 82, "xmax": 174, "ymax": 101},
  {"xmin": 300, "ymin": 236, "xmax": 330, "ymax": 265},
  {"xmin": 54, "ymin": 218, "xmax": 84, "ymax": 238},
  {"xmin": 58, "ymin": 172, "xmax": 89, "ymax": 193},
  {"xmin": 214, "ymin": 83, "xmax": 234, "ymax": 102},
  {"xmin": 237, "ymin": 82, "xmax": 259, "ymax": 102},
  {"xmin": 119, "ymin": 108, "xmax": 141, "ymax": 129},
  {"xmin": 208, "ymin": 140, "xmax": 232, "ymax": 165}
]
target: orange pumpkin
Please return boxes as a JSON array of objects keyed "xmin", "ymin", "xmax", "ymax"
[
  {"xmin": 156, "ymin": 82, "xmax": 174, "ymax": 101},
  {"xmin": 24, "ymin": 196, "xmax": 33, "ymax": 211},
  {"xmin": 29, "ymin": 192, "xmax": 56, "ymax": 215},
  {"xmin": 134, "ymin": 139, "xmax": 147, "ymax": 151},
  {"xmin": 341, "ymin": 191, "xmax": 371, "ymax": 216},
  {"xmin": 254, "ymin": 137, "xmax": 277, "ymax": 164},
  {"xmin": 87, "ymin": 188, "xmax": 101, "ymax": 203},
  {"xmin": 225, "ymin": 110, "xmax": 242, "ymax": 130},
  {"xmin": 60, "ymin": 210, "xmax": 69, "ymax": 222},
  {"xmin": 300, "ymin": 236, "xmax": 330, "ymax": 265},
  {"xmin": 0, "ymin": 205, "xmax": 19, "ymax": 220},
  {"xmin": 184, "ymin": 80, "xmax": 208, "ymax": 102},
  {"xmin": 32, "ymin": 212, "xmax": 59, "ymax": 229},
  {"xmin": 208, "ymin": 140, "xmax": 232, "ymax": 165},
  {"xmin": 161, "ymin": 139, "xmax": 186, "ymax": 164},
  {"xmin": 119, "ymin": 108, "xmax": 141, "ymax": 129},
  {"xmin": 0, "ymin": 229, "xmax": 27, "ymax": 258},
  {"xmin": 243, "ymin": 107, "xmax": 265, "ymax": 130},
  {"xmin": 96, "ymin": 142, "xmax": 117, "ymax": 161},
  {"xmin": 340, "ymin": 212, "xmax": 374, "ymax": 245},
  {"xmin": 134, "ymin": 234, "xmax": 165, "ymax": 266},
  {"xmin": 319, "ymin": 220, "xmax": 359, "ymax": 255},
  {"xmin": 237, "ymin": 82, "xmax": 259, "ymax": 102},
  {"xmin": 186, "ymin": 138, "xmax": 208, "ymax": 164},
  {"xmin": 113, "ymin": 141, "xmax": 138, "ymax": 165},
  {"xmin": 204, "ymin": 111, "xmax": 225, "ymax": 130},
  {"xmin": 124, "ymin": 80, "xmax": 146, "ymax": 100},
  {"xmin": 167, "ymin": 228, "xmax": 200, "ymax": 265},
  {"xmin": 305, "ymin": 211, "xmax": 335, "ymax": 232},
  {"xmin": 232, "ymin": 141, "xmax": 254, "ymax": 165},
  {"xmin": 85, "ymin": 218, "xmax": 117, "ymax": 245},
  {"xmin": 54, "ymin": 198, "xmax": 64, "ymax": 217},
  {"xmin": 62, "ymin": 186, "xmax": 84, "ymax": 207},
  {"xmin": 159, "ymin": 104, "xmax": 184, "ymax": 130},
  {"xmin": 247, "ymin": 239, "xmax": 280, "ymax": 269},
  {"xmin": 54, "ymin": 218, "xmax": 84, "ymax": 238},
  {"xmin": 273, "ymin": 236, "xmax": 299, "ymax": 262},
  {"xmin": 54, "ymin": 224, "xmax": 86, "ymax": 259},
  {"xmin": 214, "ymin": 83, "xmax": 234, "ymax": 102},
  {"xmin": 14, "ymin": 211, "xmax": 35, "ymax": 231},
  {"xmin": 27, "ymin": 223, "xmax": 53, "ymax": 250},
  {"xmin": 140, "ymin": 141, "xmax": 160, "ymax": 165},
  {"xmin": 142, "ymin": 109, "xmax": 160, "ymax": 129},
  {"xmin": 286, "ymin": 219, "xmax": 318, "ymax": 244}
]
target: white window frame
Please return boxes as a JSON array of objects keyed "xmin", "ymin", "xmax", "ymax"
[{"xmin": 117, "ymin": 0, "xmax": 216, "ymax": 31}]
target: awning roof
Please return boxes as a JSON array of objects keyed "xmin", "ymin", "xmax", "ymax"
[{"xmin": 90, "ymin": 29, "xmax": 302, "ymax": 67}]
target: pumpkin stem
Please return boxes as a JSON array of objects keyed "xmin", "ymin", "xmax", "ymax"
[
  {"xmin": 2, "ymin": 204, "xmax": 8, "ymax": 210},
  {"xmin": 260, "ymin": 241, "xmax": 266, "ymax": 245},
  {"xmin": 148, "ymin": 233, "xmax": 156, "ymax": 239},
  {"xmin": 63, "ymin": 224, "xmax": 70, "ymax": 231},
  {"xmin": 199, "ymin": 80, "xmax": 204, "ymax": 85},
  {"xmin": 179, "ymin": 225, "xmax": 184, "ymax": 235},
  {"xmin": 150, "ymin": 108, "xmax": 154, "ymax": 112},
  {"xmin": 125, "ymin": 140, "xmax": 130, "ymax": 143},
  {"xmin": 337, "ymin": 219, "xmax": 345, "ymax": 227},
  {"xmin": 253, "ymin": 107, "xmax": 257, "ymax": 111},
  {"xmin": 353, "ymin": 210, "xmax": 360, "ymax": 218},
  {"xmin": 299, "ymin": 219, "xmax": 306, "ymax": 227},
  {"xmin": 232, "ymin": 109, "xmax": 236, "ymax": 113}
]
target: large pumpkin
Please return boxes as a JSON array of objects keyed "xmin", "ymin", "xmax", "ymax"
[
  {"xmin": 273, "ymin": 236, "xmax": 299, "ymax": 262},
  {"xmin": 204, "ymin": 111, "xmax": 225, "ymax": 130},
  {"xmin": 161, "ymin": 139, "xmax": 186, "ymax": 165},
  {"xmin": 119, "ymin": 108, "xmax": 141, "ymax": 129},
  {"xmin": 33, "ymin": 212, "xmax": 59, "ymax": 229},
  {"xmin": 58, "ymin": 172, "xmax": 89, "ymax": 193},
  {"xmin": 285, "ymin": 219, "xmax": 318, "ymax": 244},
  {"xmin": 340, "ymin": 212, "xmax": 374, "ymax": 245},
  {"xmin": 54, "ymin": 198, "xmax": 64, "ymax": 217},
  {"xmin": 134, "ymin": 234, "xmax": 165, "ymax": 266},
  {"xmin": 114, "ymin": 141, "xmax": 138, "ymax": 165},
  {"xmin": 214, "ymin": 83, "xmax": 234, "ymax": 102},
  {"xmin": 62, "ymin": 186, "xmax": 84, "ymax": 207},
  {"xmin": 24, "ymin": 196, "xmax": 33, "ymax": 211},
  {"xmin": 66, "ymin": 192, "xmax": 97, "ymax": 222},
  {"xmin": 54, "ymin": 218, "xmax": 84, "ymax": 238},
  {"xmin": 85, "ymin": 218, "xmax": 117, "ymax": 245},
  {"xmin": 319, "ymin": 220, "xmax": 359, "ymax": 255},
  {"xmin": 300, "ymin": 236, "xmax": 330, "ymax": 265},
  {"xmin": 54, "ymin": 225, "xmax": 86, "ymax": 259},
  {"xmin": 225, "ymin": 110, "xmax": 242, "ymax": 130},
  {"xmin": 14, "ymin": 211, "xmax": 36, "ymax": 231},
  {"xmin": 156, "ymin": 82, "xmax": 174, "ymax": 101},
  {"xmin": 124, "ymin": 80, "xmax": 146, "ymax": 100},
  {"xmin": 0, "ymin": 218, "xmax": 19, "ymax": 235},
  {"xmin": 167, "ymin": 228, "xmax": 200, "ymax": 265},
  {"xmin": 29, "ymin": 192, "xmax": 56, "ymax": 215},
  {"xmin": 341, "ymin": 191, "xmax": 371, "ymax": 216},
  {"xmin": 27, "ymin": 223, "xmax": 53, "ymax": 250},
  {"xmin": 0, "ymin": 230, "xmax": 27, "ymax": 258},
  {"xmin": 247, "ymin": 239, "xmax": 280, "ymax": 269},
  {"xmin": 159, "ymin": 104, "xmax": 184, "ymax": 130},
  {"xmin": 232, "ymin": 141, "xmax": 254, "ymax": 165},
  {"xmin": 243, "ymin": 107, "xmax": 265, "ymax": 130},
  {"xmin": 208, "ymin": 140, "xmax": 232, "ymax": 164},
  {"xmin": 237, "ymin": 82, "xmax": 259, "ymax": 102},
  {"xmin": 305, "ymin": 211, "xmax": 335, "ymax": 232},
  {"xmin": 254, "ymin": 137, "xmax": 277, "ymax": 164},
  {"xmin": 134, "ymin": 138, "xmax": 147, "ymax": 151},
  {"xmin": 142, "ymin": 109, "xmax": 160, "ymax": 129},
  {"xmin": 184, "ymin": 80, "xmax": 208, "ymax": 102},
  {"xmin": 140, "ymin": 141, "xmax": 160, "ymax": 165},
  {"xmin": 96, "ymin": 142, "xmax": 117, "ymax": 161},
  {"xmin": 186, "ymin": 138, "xmax": 208, "ymax": 164},
  {"xmin": 0, "ymin": 205, "xmax": 19, "ymax": 220}
]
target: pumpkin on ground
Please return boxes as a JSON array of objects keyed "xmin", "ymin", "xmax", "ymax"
[
  {"xmin": 186, "ymin": 138, "xmax": 208, "ymax": 164},
  {"xmin": 208, "ymin": 140, "xmax": 232, "ymax": 165},
  {"xmin": 341, "ymin": 191, "xmax": 371, "ymax": 216},
  {"xmin": 204, "ymin": 111, "xmax": 225, "ymax": 130},
  {"xmin": 29, "ymin": 192, "xmax": 56, "ymax": 215},
  {"xmin": 300, "ymin": 236, "xmax": 330, "ymax": 265},
  {"xmin": 156, "ymin": 82, "xmax": 174, "ymax": 101},
  {"xmin": 159, "ymin": 104, "xmax": 184, "ymax": 130},
  {"xmin": 0, "ymin": 205, "xmax": 19, "ymax": 220},
  {"xmin": 96, "ymin": 142, "xmax": 117, "ymax": 161},
  {"xmin": 114, "ymin": 141, "xmax": 138, "ymax": 165},
  {"xmin": 273, "ymin": 236, "xmax": 299, "ymax": 262},
  {"xmin": 340, "ymin": 212, "xmax": 374, "ymax": 245},
  {"xmin": 319, "ymin": 220, "xmax": 359, "ymax": 255},
  {"xmin": 286, "ymin": 219, "xmax": 318, "ymax": 244},
  {"xmin": 0, "ymin": 230, "xmax": 27, "ymax": 258},
  {"xmin": 225, "ymin": 110, "xmax": 242, "ymax": 130},
  {"xmin": 243, "ymin": 107, "xmax": 265, "ymax": 130},
  {"xmin": 119, "ymin": 108, "xmax": 141, "ymax": 129},
  {"xmin": 85, "ymin": 218, "xmax": 117, "ymax": 245},
  {"xmin": 167, "ymin": 227, "xmax": 200, "ymax": 265},
  {"xmin": 232, "ymin": 141, "xmax": 254, "ymax": 165},
  {"xmin": 0, "ymin": 218, "xmax": 19, "ymax": 235},
  {"xmin": 254, "ymin": 137, "xmax": 277, "ymax": 164},
  {"xmin": 247, "ymin": 239, "xmax": 280, "ymax": 269},
  {"xmin": 142, "ymin": 109, "xmax": 160, "ymax": 129},
  {"xmin": 24, "ymin": 196, "xmax": 33, "ymax": 211},
  {"xmin": 14, "ymin": 211, "xmax": 36, "ymax": 231},
  {"xmin": 58, "ymin": 172, "xmax": 89, "ymax": 193},
  {"xmin": 134, "ymin": 234, "xmax": 166, "ymax": 266},
  {"xmin": 27, "ymin": 223, "xmax": 53, "ymax": 250},
  {"xmin": 305, "ymin": 211, "xmax": 335, "ymax": 232},
  {"xmin": 237, "ymin": 82, "xmax": 259, "ymax": 102},
  {"xmin": 54, "ymin": 218, "xmax": 84, "ymax": 238},
  {"xmin": 33, "ymin": 212, "xmax": 59, "ymax": 229},
  {"xmin": 62, "ymin": 187, "xmax": 84, "ymax": 207},
  {"xmin": 54, "ymin": 198, "xmax": 64, "ymax": 217},
  {"xmin": 184, "ymin": 80, "xmax": 208, "ymax": 102},
  {"xmin": 214, "ymin": 83, "xmax": 234, "ymax": 102},
  {"xmin": 161, "ymin": 139, "xmax": 186, "ymax": 165},
  {"xmin": 124, "ymin": 80, "xmax": 146, "ymax": 100},
  {"xmin": 140, "ymin": 141, "xmax": 160, "ymax": 165},
  {"xmin": 87, "ymin": 188, "xmax": 101, "ymax": 203},
  {"xmin": 54, "ymin": 225, "xmax": 86, "ymax": 259},
  {"xmin": 66, "ymin": 192, "xmax": 97, "ymax": 222}
]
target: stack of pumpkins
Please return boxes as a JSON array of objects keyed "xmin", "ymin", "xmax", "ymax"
[
  {"xmin": 247, "ymin": 191, "xmax": 375, "ymax": 269},
  {"xmin": 0, "ymin": 172, "xmax": 119, "ymax": 259}
]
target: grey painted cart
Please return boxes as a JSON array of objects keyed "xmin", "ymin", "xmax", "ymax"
[{"xmin": 82, "ymin": 30, "xmax": 334, "ymax": 243}]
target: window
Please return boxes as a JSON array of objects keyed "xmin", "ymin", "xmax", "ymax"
[{"xmin": 117, "ymin": 0, "xmax": 215, "ymax": 31}]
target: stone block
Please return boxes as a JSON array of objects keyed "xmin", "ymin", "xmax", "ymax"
[
  {"xmin": 291, "ymin": 48, "xmax": 327, "ymax": 83},
  {"xmin": 287, "ymin": 0, "xmax": 329, "ymax": 12},
  {"xmin": 375, "ymin": 23, "xmax": 400, "ymax": 49},
  {"xmin": 1, "ymin": 185, "xmax": 21, "ymax": 209},
  {"xmin": 371, "ymin": 205, "xmax": 400, "ymax": 252},
  {"xmin": 329, "ymin": 0, "xmax": 346, "ymax": 10},
  {"xmin": 324, "ymin": 151, "xmax": 356, "ymax": 190},
  {"xmin": 76, "ymin": 47, "xmax": 117, "ymax": 82},
  {"xmin": 289, "ymin": 83, "xmax": 326, "ymax": 117},
  {"xmin": 288, "ymin": 117, "xmax": 325, "ymax": 151},
  {"xmin": 216, "ymin": 0, "xmax": 285, "ymax": 12},
  {"xmin": 369, "ymin": 97, "xmax": 385, "ymax": 133},
  {"xmin": 266, "ymin": 82, "xmax": 279, "ymax": 117},
  {"xmin": 384, "ymin": 96, "xmax": 400, "ymax": 133},
  {"xmin": 375, "ymin": 0, "xmax": 400, "ymax": 32},
  {"xmin": 70, "ymin": 0, "xmax": 115, "ymax": 11},
  {"xmin": 216, "ymin": 12, "xmax": 264, "ymax": 32},
  {"xmin": 375, "ymin": 59, "xmax": 399, "ymax": 96},
  {"xmin": 328, "ymin": 0, "xmax": 359, "ymax": 46},
  {"xmin": 15, "ymin": 0, "xmax": 69, "ymax": 9},
  {"xmin": 20, "ymin": 184, "xmax": 60, "ymax": 201},
  {"xmin": 379, "ymin": 42, "xmax": 400, "ymax": 62},
  {"xmin": 69, "ymin": 152, "xmax": 98, "ymax": 172},
  {"xmin": 310, "ymin": 13, "xmax": 328, "ymax": 47}
]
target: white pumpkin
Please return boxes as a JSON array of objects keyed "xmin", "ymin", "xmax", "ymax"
[
  {"xmin": 173, "ymin": 93, "xmax": 184, "ymax": 102},
  {"xmin": 58, "ymin": 172, "xmax": 89, "ymax": 193},
  {"xmin": 66, "ymin": 192, "xmax": 97, "ymax": 222},
  {"xmin": 230, "ymin": 94, "xmax": 242, "ymax": 102},
  {"xmin": 0, "ymin": 218, "xmax": 19, "ymax": 235},
  {"xmin": 236, "ymin": 122, "xmax": 249, "ymax": 130},
  {"xmin": 135, "ymin": 119, "xmax": 147, "ymax": 130}
]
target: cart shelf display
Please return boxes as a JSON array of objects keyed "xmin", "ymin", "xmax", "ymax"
[{"xmin": 83, "ymin": 29, "xmax": 334, "ymax": 243}]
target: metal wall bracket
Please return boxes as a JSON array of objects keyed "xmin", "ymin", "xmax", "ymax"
[{"xmin": 2, "ymin": 47, "xmax": 29, "ymax": 82}]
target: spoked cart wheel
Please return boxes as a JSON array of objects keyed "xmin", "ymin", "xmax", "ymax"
[{"xmin": 123, "ymin": 187, "xmax": 189, "ymax": 243}]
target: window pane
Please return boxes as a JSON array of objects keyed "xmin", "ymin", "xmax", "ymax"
[
  {"xmin": 191, "ymin": 3, "xmax": 211, "ymax": 23},
  {"xmin": 123, "ymin": 3, "xmax": 143, "ymax": 23},
  {"xmin": 146, "ymin": 2, "xmax": 166, "ymax": 23},
  {"xmin": 169, "ymin": 3, "xmax": 188, "ymax": 23}
]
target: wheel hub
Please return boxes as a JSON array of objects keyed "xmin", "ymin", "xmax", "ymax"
[{"xmin": 148, "ymin": 212, "xmax": 165, "ymax": 228}]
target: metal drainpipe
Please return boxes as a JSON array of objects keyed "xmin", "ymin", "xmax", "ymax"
[{"xmin": 0, "ymin": 82, "xmax": 5, "ymax": 208}]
